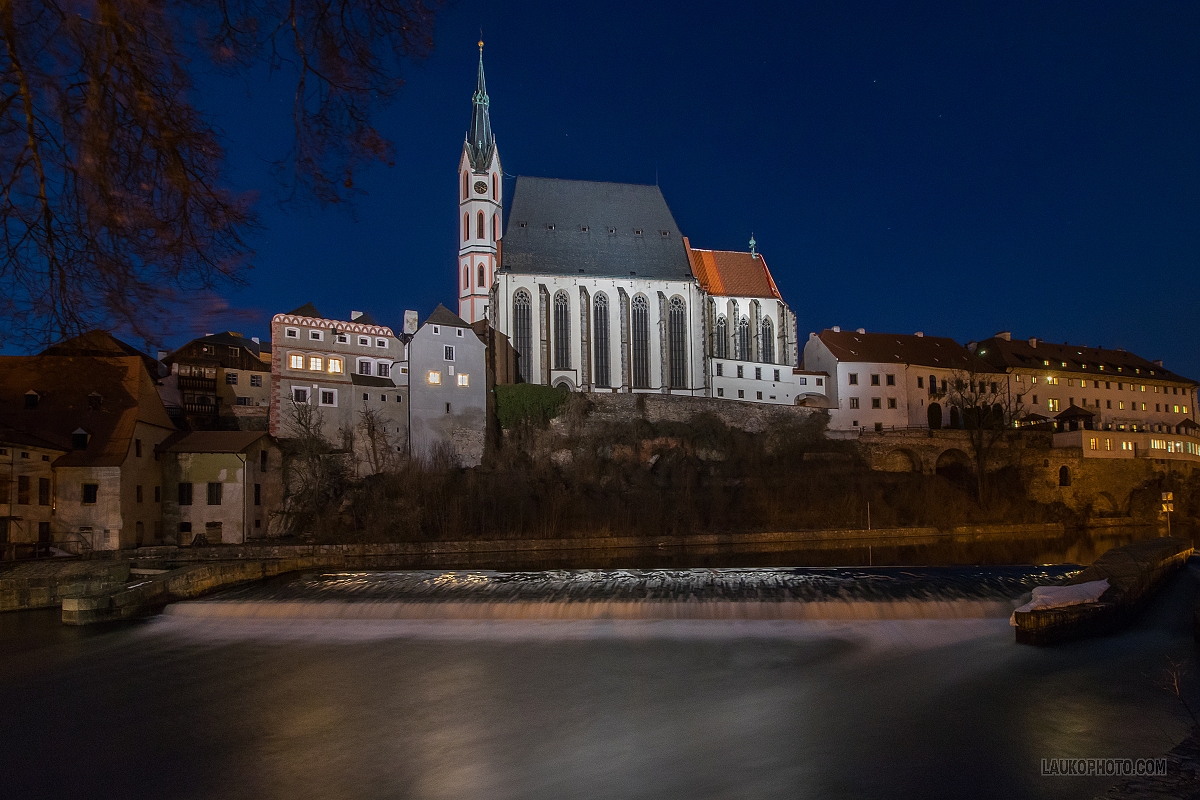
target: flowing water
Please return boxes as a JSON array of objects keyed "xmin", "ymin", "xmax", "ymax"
[{"xmin": 2, "ymin": 562, "xmax": 1198, "ymax": 800}]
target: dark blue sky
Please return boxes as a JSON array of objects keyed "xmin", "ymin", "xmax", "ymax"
[{"xmin": 186, "ymin": 0, "xmax": 1200, "ymax": 376}]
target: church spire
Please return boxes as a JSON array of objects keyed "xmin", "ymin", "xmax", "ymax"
[{"xmin": 466, "ymin": 40, "xmax": 495, "ymax": 172}]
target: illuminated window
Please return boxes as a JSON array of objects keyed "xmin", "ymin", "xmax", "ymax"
[
  {"xmin": 1089, "ymin": 437, "xmax": 1098, "ymax": 451},
  {"xmin": 328, "ymin": 358, "xmax": 343, "ymax": 374},
  {"xmin": 457, "ymin": 373, "xmax": 469, "ymax": 387},
  {"xmin": 1046, "ymin": 377, "xmax": 1059, "ymax": 385},
  {"xmin": 1105, "ymin": 438, "xmax": 1112, "ymax": 451},
  {"xmin": 309, "ymin": 356, "xmax": 323, "ymax": 371},
  {"xmin": 427, "ymin": 371, "xmax": 441, "ymax": 385},
  {"xmin": 1119, "ymin": 401, "xmax": 1125, "ymax": 410},
  {"xmin": 1047, "ymin": 398, "xmax": 1060, "ymax": 412},
  {"xmin": 289, "ymin": 354, "xmax": 304, "ymax": 369}
]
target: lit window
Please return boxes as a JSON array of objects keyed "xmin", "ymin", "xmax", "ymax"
[
  {"xmin": 457, "ymin": 373, "xmax": 469, "ymax": 387},
  {"xmin": 286, "ymin": 328, "xmax": 299, "ymax": 339},
  {"xmin": 1089, "ymin": 437, "xmax": 1098, "ymax": 450},
  {"xmin": 427, "ymin": 371, "xmax": 442, "ymax": 385},
  {"xmin": 1047, "ymin": 398, "xmax": 1060, "ymax": 412},
  {"xmin": 328, "ymin": 358, "xmax": 343, "ymax": 374},
  {"xmin": 1105, "ymin": 438, "xmax": 1112, "ymax": 451},
  {"xmin": 309, "ymin": 356, "xmax": 323, "ymax": 371},
  {"xmin": 289, "ymin": 354, "xmax": 304, "ymax": 369}
]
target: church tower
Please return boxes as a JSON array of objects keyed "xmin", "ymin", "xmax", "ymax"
[{"xmin": 458, "ymin": 41, "xmax": 501, "ymax": 324}]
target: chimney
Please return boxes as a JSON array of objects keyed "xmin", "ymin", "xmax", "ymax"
[
  {"xmin": 251, "ymin": 337, "xmax": 260, "ymax": 344},
  {"xmin": 1153, "ymin": 359, "xmax": 1163, "ymax": 367},
  {"xmin": 856, "ymin": 328, "xmax": 866, "ymax": 334},
  {"xmin": 1028, "ymin": 337, "xmax": 1038, "ymax": 348},
  {"xmin": 914, "ymin": 331, "xmax": 924, "ymax": 338},
  {"xmin": 809, "ymin": 332, "xmax": 817, "ymax": 339},
  {"xmin": 996, "ymin": 331, "xmax": 1011, "ymax": 341},
  {"xmin": 350, "ymin": 311, "xmax": 363, "ymax": 321},
  {"xmin": 967, "ymin": 341, "xmax": 978, "ymax": 353},
  {"xmin": 156, "ymin": 350, "xmax": 168, "ymax": 361},
  {"xmin": 831, "ymin": 326, "xmax": 841, "ymax": 333}
]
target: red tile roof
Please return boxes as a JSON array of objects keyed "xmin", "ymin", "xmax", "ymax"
[
  {"xmin": 685, "ymin": 240, "xmax": 782, "ymax": 299},
  {"xmin": 0, "ymin": 355, "xmax": 175, "ymax": 467},
  {"xmin": 815, "ymin": 329, "xmax": 999, "ymax": 372}
]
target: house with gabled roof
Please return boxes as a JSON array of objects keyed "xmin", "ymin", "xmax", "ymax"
[
  {"xmin": 0, "ymin": 349, "xmax": 176, "ymax": 551},
  {"xmin": 803, "ymin": 328, "xmax": 1002, "ymax": 432},
  {"xmin": 161, "ymin": 331, "xmax": 272, "ymax": 430}
]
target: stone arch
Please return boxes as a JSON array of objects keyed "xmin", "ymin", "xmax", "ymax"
[
  {"xmin": 552, "ymin": 376, "xmax": 575, "ymax": 392},
  {"xmin": 928, "ymin": 402, "xmax": 943, "ymax": 430},
  {"xmin": 935, "ymin": 448, "xmax": 972, "ymax": 481},
  {"xmin": 1093, "ymin": 491, "xmax": 1119, "ymax": 517},
  {"xmin": 879, "ymin": 448, "xmax": 921, "ymax": 473},
  {"xmin": 1058, "ymin": 465, "xmax": 1071, "ymax": 487}
]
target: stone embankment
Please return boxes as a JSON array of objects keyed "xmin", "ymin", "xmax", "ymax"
[
  {"xmin": 1012, "ymin": 537, "xmax": 1194, "ymax": 645},
  {"xmin": 0, "ymin": 560, "xmax": 130, "ymax": 612},
  {"xmin": 60, "ymin": 555, "xmax": 342, "ymax": 625}
]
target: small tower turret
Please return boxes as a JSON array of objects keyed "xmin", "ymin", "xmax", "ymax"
[{"xmin": 458, "ymin": 40, "xmax": 502, "ymax": 324}]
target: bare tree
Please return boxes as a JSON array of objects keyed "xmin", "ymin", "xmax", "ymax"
[
  {"xmin": 0, "ymin": 0, "xmax": 438, "ymax": 346},
  {"xmin": 944, "ymin": 366, "xmax": 1024, "ymax": 502},
  {"xmin": 279, "ymin": 399, "xmax": 350, "ymax": 535},
  {"xmin": 357, "ymin": 405, "xmax": 398, "ymax": 476}
]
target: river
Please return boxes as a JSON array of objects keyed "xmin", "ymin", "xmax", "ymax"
[{"xmin": 1, "ymin": 562, "xmax": 1197, "ymax": 800}]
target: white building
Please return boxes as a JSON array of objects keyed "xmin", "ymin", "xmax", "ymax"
[
  {"xmin": 463, "ymin": 46, "xmax": 797, "ymax": 400},
  {"xmin": 802, "ymin": 328, "xmax": 1001, "ymax": 432}
]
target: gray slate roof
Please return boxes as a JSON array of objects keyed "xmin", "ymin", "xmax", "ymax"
[
  {"xmin": 424, "ymin": 303, "xmax": 471, "ymax": 329},
  {"xmin": 501, "ymin": 178, "xmax": 693, "ymax": 280}
]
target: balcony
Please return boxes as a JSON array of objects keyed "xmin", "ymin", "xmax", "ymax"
[{"xmin": 179, "ymin": 375, "xmax": 217, "ymax": 392}]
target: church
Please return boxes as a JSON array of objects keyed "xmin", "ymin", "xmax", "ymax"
[{"xmin": 457, "ymin": 45, "xmax": 798, "ymax": 398}]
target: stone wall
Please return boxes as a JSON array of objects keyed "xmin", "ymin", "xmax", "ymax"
[{"xmin": 552, "ymin": 392, "xmax": 824, "ymax": 436}]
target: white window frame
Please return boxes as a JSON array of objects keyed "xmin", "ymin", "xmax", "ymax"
[
  {"xmin": 377, "ymin": 362, "xmax": 391, "ymax": 377},
  {"xmin": 445, "ymin": 345, "xmax": 455, "ymax": 362},
  {"xmin": 288, "ymin": 353, "xmax": 304, "ymax": 370},
  {"xmin": 318, "ymin": 388, "xmax": 338, "ymax": 407},
  {"xmin": 427, "ymin": 371, "xmax": 442, "ymax": 385},
  {"xmin": 375, "ymin": 338, "xmax": 388, "ymax": 348},
  {"xmin": 432, "ymin": 326, "xmax": 441, "ymax": 335},
  {"xmin": 358, "ymin": 336, "xmax": 370, "ymax": 346},
  {"xmin": 291, "ymin": 387, "xmax": 310, "ymax": 404},
  {"xmin": 328, "ymin": 357, "xmax": 344, "ymax": 374},
  {"xmin": 308, "ymin": 356, "xmax": 323, "ymax": 371},
  {"xmin": 456, "ymin": 329, "xmax": 464, "ymax": 338},
  {"xmin": 285, "ymin": 327, "xmax": 299, "ymax": 339},
  {"xmin": 335, "ymin": 333, "xmax": 349, "ymax": 344},
  {"xmin": 457, "ymin": 373, "xmax": 469, "ymax": 387},
  {"xmin": 309, "ymin": 330, "xmax": 323, "ymax": 341}
]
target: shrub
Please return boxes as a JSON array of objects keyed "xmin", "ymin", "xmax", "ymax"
[{"xmin": 496, "ymin": 383, "xmax": 569, "ymax": 430}]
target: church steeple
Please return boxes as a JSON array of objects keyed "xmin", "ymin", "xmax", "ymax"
[
  {"xmin": 458, "ymin": 40, "xmax": 501, "ymax": 325},
  {"xmin": 466, "ymin": 40, "xmax": 495, "ymax": 172}
]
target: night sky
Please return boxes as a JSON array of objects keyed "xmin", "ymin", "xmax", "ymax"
[{"xmin": 184, "ymin": 0, "xmax": 1199, "ymax": 376}]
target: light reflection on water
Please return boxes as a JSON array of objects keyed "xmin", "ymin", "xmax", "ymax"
[{"xmin": 0, "ymin": 565, "xmax": 1196, "ymax": 800}]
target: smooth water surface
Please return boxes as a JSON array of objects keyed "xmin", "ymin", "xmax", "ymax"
[{"xmin": 2, "ymin": 564, "xmax": 1198, "ymax": 800}]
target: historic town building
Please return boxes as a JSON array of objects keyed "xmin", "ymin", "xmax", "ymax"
[
  {"xmin": 803, "ymin": 328, "xmax": 1001, "ymax": 432},
  {"xmin": 465, "ymin": 46, "xmax": 796, "ymax": 400},
  {"xmin": 160, "ymin": 331, "xmax": 272, "ymax": 430}
]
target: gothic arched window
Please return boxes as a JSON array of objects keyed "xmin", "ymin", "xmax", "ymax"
[
  {"xmin": 760, "ymin": 317, "xmax": 774, "ymax": 364},
  {"xmin": 463, "ymin": 171, "xmax": 468, "ymax": 200},
  {"xmin": 513, "ymin": 290, "xmax": 532, "ymax": 383},
  {"xmin": 553, "ymin": 290, "xmax": 571, "ymax": 370},
  {"xmin": 477, "ymin": 211, "xmax": 485, "ymax": 240},
  {"xmin": 631, "ymin": 295, "xmax": 650, "ymax": 389},
  {"xmin": 491, "ymin": 173, "xmax": 497, "ymax": 200},
  {"xmin": 594, "ymin": 293, "xmax": 610, "ymax": 388},
  {"xmin": 492, "ymin": 213, "xmax": 498, "ymax": 241},
  {"xmin": 463, "ymin": 212, "xmax": 469, "ymax": 242},
  {"xmin": 736, "ymin": 316, "xmax": 751, "ymax": 362},
  {"xmin": 715, "ymin": 315, "xmax": 728, "ymax": 359},
  {"xmin": 669, "ymin": 296, "xmax": 687, "ymax": 389},
  {"xmin": 462, "ymin": 266, "xmax": 469, "ymax": 290},
  {"xmin": 477, "ymin": 263, "xmax": 485, "ymax": 288}
]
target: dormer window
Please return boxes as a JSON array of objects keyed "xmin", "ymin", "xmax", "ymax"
[
  {"xmin": 72, "ymin": 429, "xmax": 90, "ymax": 450},
  {"xmin": 547, "ymin": 224, "xmax": 555, "ymax": 230},
  {"xmin": 581, "ymin": 226, "xmax": 589, "ymax": 232},
  {"xmin": 634, "ymin": 229, "xmax": 643, "ymax": 235},
  {"xmin": 24, "ymin": 391, "xmax": 38, "ymax": 409},
  {"xmin": 660, "ymin": 230, "xmax": 669, "ymax": 237}
]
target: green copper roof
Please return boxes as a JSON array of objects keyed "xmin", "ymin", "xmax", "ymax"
[{"xmin": 466, "ymin": 46, "xmax": 495, "ymax": 172}]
